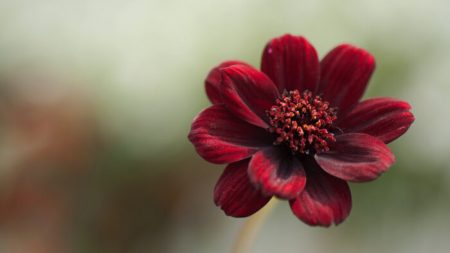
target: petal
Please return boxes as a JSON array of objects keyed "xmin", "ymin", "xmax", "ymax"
[
  {"xmin": 337, "ymin": 97, "xmax": 415, "ymax": 144},
  {"xmin": 290, "ymin": 161, "xmax": 352, "ymax": 227},
  {"xmin": 261, "ymin": 34, "xmax": 320, "ymax": 93},
  {"xmin": 214, "ymin": 159, "xmax": 272, "ymax": 217},
  {"xmin": 318, "ymin": 44, "xmax": 375, "ymax": 115},
  {"xmin": 220, "ymin": 64, "xmax": 280, "ymax": 128},
  {"xmin": 188, "ymin": 105, "xmax": 271, "ymax": 164},
  {"xmin": 315, "ymin": 133, "xmax": 395, "ymax": 182},
  {"xmin": 205, "ymin": 61, "xmax": 251, "ymax": 104},
  {"xmin": 248, "ymin": 147, "xmax": 306, "ymax": 199}
]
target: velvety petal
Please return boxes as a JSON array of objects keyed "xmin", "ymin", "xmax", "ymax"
[
  {"xmin": 214, "ymin": 159, "xmax": 272, "ymax": 217},
  {"xmin": 188, "ymin": 105, "xmax": 271, "ymax": 164},
  {"xmin": 220, "ymin": 64, "xmax": 280, "ymax": 128},
  {"xmin": 290, "ymin": 161, "xmax": 351, "ymax": 227},
  {"xmin": 315, "ymin": 133, "xmax": 395, "ymax": 182},
  {"xmin": 261, "ymin": 34, "xmax": 320, "ymax": 93},
  {"xmin": 248, "ymin": 147, "xmax": 306, "ymax": 199},
  {"xmin": 337, "ymin": 97, "xmax": 415, "ymax": 144},
  {"xmin": 318, "ymin": 44, "xmax": 375, "ymax": 115},
  {"xmin": 205, "ymin": 61, "xmax": 251, "ymax": 104}
]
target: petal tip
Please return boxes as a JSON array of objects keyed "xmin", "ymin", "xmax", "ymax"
[
  {"xmin": 289, "ymin": 169, "xmax": 352, "ymax": 227},
  {"xmin": 188, "ymin": 105, "xmax": 270, "ymax": 164},
  {"xmin": 205, "ymin": 61, "xmax": 252, "ymax": 104},
  {"xmin": 315, "ymin": 133, "xmax": 396, "ymax": 182},
  {"xmin": 261, "ymin": 34, "xmax": 319, "ymax": 93},
  {"xmin": 248, "ymin": 148, "xmax": 307, "ymax": 200},
  {"xmin": 214, "ymin": 160, "xmax": 271, "ymax": 217}
]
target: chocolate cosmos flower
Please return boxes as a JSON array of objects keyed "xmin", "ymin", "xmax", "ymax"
[{"xmin": 188, "ymin": 34, "xmax": 414, "ymax": 226}]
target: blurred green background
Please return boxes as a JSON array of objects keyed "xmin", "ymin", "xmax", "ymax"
[{"xmin": 0, "ymin": 0, "xmax": 449, "ymax": 252}]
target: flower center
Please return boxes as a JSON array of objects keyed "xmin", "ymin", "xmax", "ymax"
[{"xmin": 266, "ymin": 90, "xmax": 337, "ymax": 154}]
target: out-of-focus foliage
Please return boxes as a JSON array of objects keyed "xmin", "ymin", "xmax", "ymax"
[{"xmin": 0, "ymin": 0, "xmax": 449, "ymax": 253}]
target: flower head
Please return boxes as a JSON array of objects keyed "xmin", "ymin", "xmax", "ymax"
[{"xmin": 188, "ymin": 34, "xmax": 414, "ymax": 226}]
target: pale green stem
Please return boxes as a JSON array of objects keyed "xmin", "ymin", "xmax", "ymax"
[{"xmin": 229, "ymin": 198, "xmax": 279, "ymax": 253}]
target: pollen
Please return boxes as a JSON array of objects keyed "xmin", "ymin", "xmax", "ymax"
[{"xmin": 266, "ymin": 90, "xmax": 337, "ymax": 154}]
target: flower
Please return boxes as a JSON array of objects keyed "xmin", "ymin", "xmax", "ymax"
[{"xmin": 188, "ymin": 34, "xmax": 415, "ymax": 226}]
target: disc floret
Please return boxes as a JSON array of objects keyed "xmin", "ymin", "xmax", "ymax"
[{"xmin": 267, "ymin": 90, "xmax": 337, "ymax": 154}]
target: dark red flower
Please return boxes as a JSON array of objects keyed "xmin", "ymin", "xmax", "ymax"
[{"xmin": 188, "ymin": 34, "xmax": 414, "ymax": 226}]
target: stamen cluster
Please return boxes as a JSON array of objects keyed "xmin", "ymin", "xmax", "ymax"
[{"xmin": 267, "ymin": 90, "xmax": 337, "ymax": 154}]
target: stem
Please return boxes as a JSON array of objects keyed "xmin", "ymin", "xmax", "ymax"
[{"xmin": 229, "ymin": 198, "xmax": 279, "ymax": 253}]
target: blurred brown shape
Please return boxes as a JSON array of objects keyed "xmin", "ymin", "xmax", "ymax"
[{"xmin": 0, "ymin": 74, "xmax": 100, "ymax": 253}]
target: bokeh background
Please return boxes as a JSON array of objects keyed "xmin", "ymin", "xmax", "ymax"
[{"xmin": 0, "ymin": 0, "xmax": 449, "ymax": 252}]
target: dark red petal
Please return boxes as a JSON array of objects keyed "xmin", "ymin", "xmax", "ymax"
[
  {"xmin": 214, "ymin": 159, "xmax": 272, "ymax": 217},
  {"xmin": 188, "ymin": 105, "xmax": 271, "ymax": 164},
  {"xmin": 205, "ymin": 61, "xmax": 251, "ymax": 104},
  {"xmin": 220, "ymin": 64, "xmax": 280, "ymax": 128},
  {"xmin": 315, "ymin": 133, "xmax": 395, "ymax": 182},
  {"xmin": 248, "ymin": 147, "xmax": 306, "ymax": 199},
  {"xmin": 290, "ymin": 162, "xmax": 352, "ymax": 227},
  {"xmin": 261, "ymin": 34, "xmax": 320, "ymax": 93},
  {"xmin": 337, "ymin": 97, "xmax": 415, "ymax": 144},
  {"xmin": 318, "ymin": 44, "xmax": 375, "ymax": 115}
]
